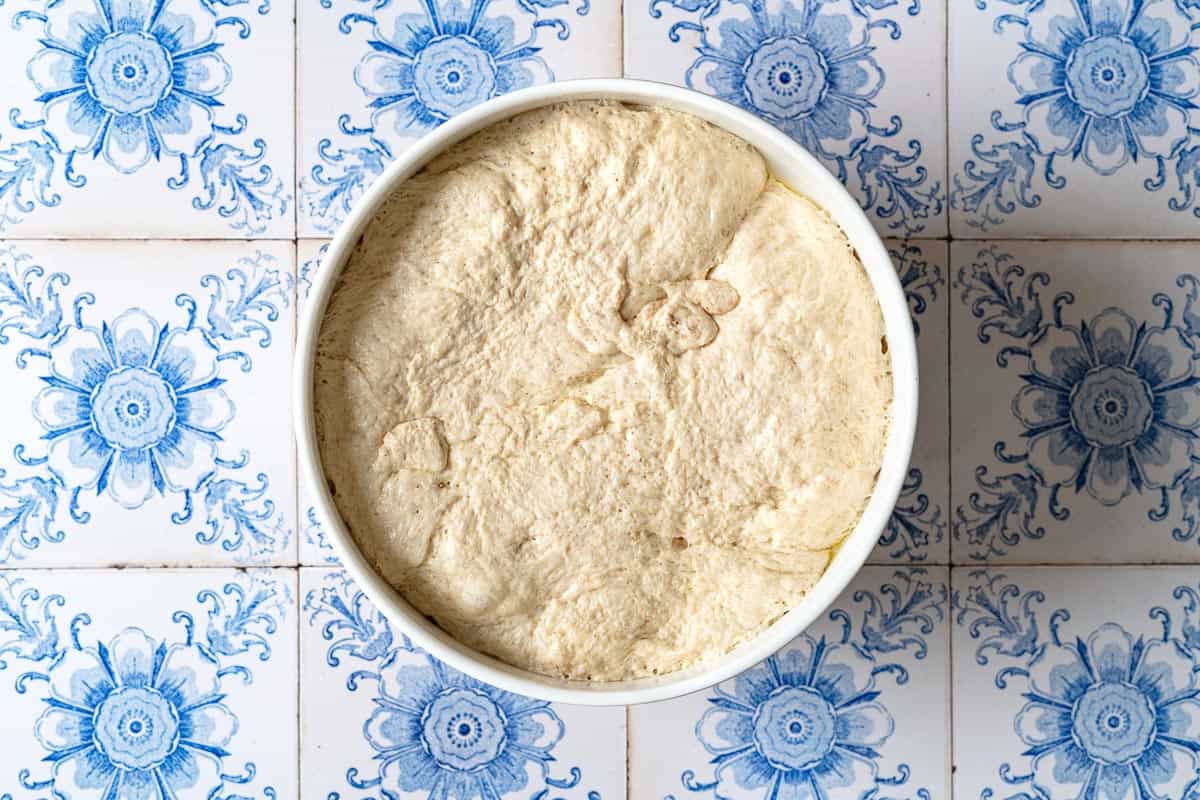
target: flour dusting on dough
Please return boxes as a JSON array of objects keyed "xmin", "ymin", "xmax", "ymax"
[{"xmin": 314, "ymin": 101, "xmax": 892, "ymax": 681}]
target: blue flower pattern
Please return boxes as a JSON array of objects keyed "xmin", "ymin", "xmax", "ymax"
[
  {"xmin": 695, "ymin": 637, "xmax": 895, "ymax": 799},
  {"xmin": 28, "ymin": 0, "xmax": 234, "ymax": 173},
  {"xmin": 952, "ymin": 0, "xmax": 1200, "ymax": 227},
  {"xmin": 0, "ymin": 0, "xmax": 288, "ymax": 233},
  {"xmin": 302, "ymin": 571, "xmax": 601, "ymax": 800},
  {"xmin": 35, "ymin": 628, "xmax": 239, "ymax": 799},
  {"xmin": 34, "ymin": 309, "xmax": 234, "ymax": 509},
  {"xmin": 1016, "ymin": 307, "xmax": 1200, "ymax": 506},
  {"xmin": 0, "ymin": 571, "xmax": 289, "ymax": 800},
  {"xmin": 672, "ymin": 570, "xmax": 944, "ymax": 800},
  {"xmin": 0, "ymin": 247, "xmax": 293, "ymax": 562},
  {"xmin": 300, "ymin": 0, "xmax": 589, "ymax": 233},
  {"xmin": 955, "ymin": 247, "xmax": 1200, "ymax": 559},
  {"xmin": 957, "ymin": 572, "xmax": 1200, "ymax": 800},
  {"xmin": 649, "ymin": 0, "xmax": 944, "ymax": 235}
]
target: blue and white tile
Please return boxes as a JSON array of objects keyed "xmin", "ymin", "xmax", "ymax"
[
  {"xmin": 297, "ymin": 240, "xmax": 340, "ymax": 566},
  {"xmin": 951, "ymin": 241, "xmax": 1200, "ymax": 563},
  {"xmin": 296, "ymin": 0, "xmax": 622, "ymax": 237},
  {"xmin": 0, "ymin": 0, "xmax": 295, "ymax": 237},
  {"xmin": 299, "ymin": 568, "xmax": 627, "ymax": 800},
  {"xmin": 629, "ymin": 566, "xmax": 950, "ymax": 800},
  {"xmin": 949, "ymin": 0, "xmax": 1200, "ymax": 237},
  {"xmin": 625, "ymin": 0, "xmax": 948, "ymax": 239},
  {"xmin": 0, "ymin": 240, "xmax": 297, "ymax": 567},
  {"xmin": 0, "ymin": 568, "xmax": 297, "ymax": 800},
  {"xmin": 953, "ymin": 567, "xmax": 1200, "ymax": 800},
  {"xmin": 871, "ymin": 240, "xmax": 948, "ymax": 564}
]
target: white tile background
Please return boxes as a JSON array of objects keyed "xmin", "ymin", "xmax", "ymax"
[{"xmin": 6, "ymin": 0, "xmax": 1200, "ymax": 796}]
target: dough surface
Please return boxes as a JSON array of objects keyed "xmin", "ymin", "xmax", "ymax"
[{"xmin": 315, "ymin": 102, "xmax": 892, "ymax": 681}]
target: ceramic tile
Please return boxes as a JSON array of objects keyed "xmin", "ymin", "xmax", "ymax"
[
  {"xmin": 948, "ymin": 0, "xmax": 1200, "ymax": 237},
  {"xmin": 871, "ymin": 240, "xmax": 949, "ymax": 564},
  {"xmin": 297, "ymin": 240, "xmax": 340, "ymax": 566},
  {"xmin": 625, "ymin": 0, "xmax": 948, "ymax": 239},
  {"xmin": 299, "ymin": 567, "xmax": 627, "ymax": 800},
  {"xmin": 0, "ymin": 568, "xmax": 298, "ymax": 800},
  {"xmin": 952, "ymin": 566, "xmax": 1200, "ymax": 800},
  {"xmin": 0, "ymin": 241, "xmax": 297, "ymax": 567},
  {"xmin": 296, "ymin": 0, "xmax": 623, "ymax": 237},
  {"xmin": 628, "ymin": 566, "xmax": 950, "ymax": 800},
  {"xmin": 951, "ymin": 241, "xmax": 1200, "ymax": 564},
  {"xmin": 0, "ymin": 0, "xmax": 295, "ymax": 237}
]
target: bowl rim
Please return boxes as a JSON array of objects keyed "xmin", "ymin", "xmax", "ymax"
[{"xmin": 294, "ymin": 77, "xmax": 918, "ymax": 706}]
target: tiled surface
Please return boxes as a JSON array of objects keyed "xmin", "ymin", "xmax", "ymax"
[
  {"xmin": 0, "ymin": 0, "xmax": 295, "ymax": 237},
  {"xmin": 0, "ymin": 569, "xmax": 298, "ymax": 800},
  {"xmin": 952, "ymin": 567, "xmax": 1200, "ymax": 800},
  {"xmin": 296, "ymin": 0, "xmax": 621, "ymax": 236},
  {"xmin": 5, "ymin": 0, "xmax": 1200, "ymax": 796},
  {"xmin": 0, "ymin": 241, "xmax": 297, "ymax": 567},
  {"xmin": 299, "ymin": 568, "xmax": 627, "ymax": 800},
  {"xmin": 949, "ymin": 0, "xmax": 1200, "ymax": 237},
  {"xmin": 630, "ymin": 566, "xmax": 951, "ymax": 800},
  {"xmin": 872, "ymin": 239, "xmax": 949, "ymax": 564},
  {"xmin": 627, "ymin": 0, "xmax": 949, "ymax": 239},
  {"xmin": 951, "ymin": 241, "xmax": 1200, "ymax": 564}
]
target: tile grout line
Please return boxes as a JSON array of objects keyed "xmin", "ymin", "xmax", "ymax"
[
  {"xmin": 293, "ymin": 245, "xmax": 303, "ymax": 798},
  {"xmin": 947, "ymin": 567, "xmax": 956, "ymax": 800},
  {"xmin": 294, "ymin": 567, "xmax": 303, "ymax": 800}
]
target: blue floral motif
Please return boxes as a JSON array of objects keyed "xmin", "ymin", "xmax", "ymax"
[
  {"xmin": 689, "ymin": 0, "xmax": 883, "ymax": 156},
  {"xmin": 302, "ymin": 505, "xmax": 340, "ymax": 563},
  {"xmin": 957, "ymin": 572, "xmax": 1200, "ymax": 800},
  {"xmin": 953, "ymin": 571, "xmax": 1045, "ymax": 665},
  {"xmin": 952, "ymin": 0, "xmax": 1200, "ymax": 228},
  {"xmin": 0, "ymin": 574, "xmax": 63, "ymax": 668},
  {"xmin": 303, "ymin": 570, "xmax": 599, "ymax": 800},
  {"xmin": 0, "ymin": 0, "xmax": 288, "ymax": 233},
  {"xmin": 300, "ymin": 0, "xmax": 587, "ymax": 233},
  {"xmin": 32, "ymin": 309, "xmax": 233, "ymax": 509},
  {"xmin": 10, "ymin": 571, "xmax": 287, "ymax": 800},
  {"xmin": 879, "ymin": 244, "xmax": 944, "ymax": 562},
  {"xmin": 954, "ymin": 248, "xmax": 1200, "ymax": 558},
  {"xmin": 1016, "ymin": 307, "xmax": 1200, "ymax": 506},
  {"xmin": 1010, "ymin": 0, "xmax": 1200, "ymax": 176},
  {"xmin": 354, "ymin": 0, "xmax": 551, "ymax": 156},
  {"xmin": 365, "ymin": 655, "xmax": 566, "ymax": 800},
  {"xmin": 0, "ymin": 247, "xmax": 66, "ymax": 344},
  {"xmin": 196, "ymin": 573, "xmax": 290, "ymax": 660},
  {"xmin": 677, "ymin": 569, "xmax": 943, "ymax": 800},
  {"xmin": 34, "ymin": 627, "xmax": 238, "ymax": 800},
  {"xmin": 1018, "ymin": 624, "xmax": 1200, "ymax": 800},
  {"xmin": 26, "ymin": 0, "xmax": 233, "ymax": 173},
  {"xmin": 652, "ymin": 0, "xmax": 943, "ymax": 234},
  {"xmin": 891, "ymin": 243, "xmax": 942, "ymax": 337},
  {"xmin": 0, "ymin": 247, "xmax": 293, "ymax": 562},
  {"xmin": 695, "ymin": 635, "xmax": 894, "ymax": 799},
  {"xmin": 303, "ymin": 571, "xmax": 401, "ymax": 664}
]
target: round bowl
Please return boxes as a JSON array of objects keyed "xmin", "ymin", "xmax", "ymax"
[{"xmin": 294, "ymin": 78, "xmax": 918, "ymax": 706}]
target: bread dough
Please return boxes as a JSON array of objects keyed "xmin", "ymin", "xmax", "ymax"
[{"xmin": 314, "ymin": 101, "xmax": 892, "ymax": 681}]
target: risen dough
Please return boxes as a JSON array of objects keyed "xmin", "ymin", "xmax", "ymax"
[{"xmin": 315, "ymin": 101, "xmax": 892, "ymax": 681}]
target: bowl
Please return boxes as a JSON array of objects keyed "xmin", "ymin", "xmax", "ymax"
[{"xmin": 294, "ymin": 78, "xmax": 918, "ymax": 706}]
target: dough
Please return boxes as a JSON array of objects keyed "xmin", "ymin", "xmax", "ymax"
[{"xmin": 314, "ymin": 102, "xmax": 892, "ymax": 681}]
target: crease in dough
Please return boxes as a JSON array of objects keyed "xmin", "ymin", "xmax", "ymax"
[{"xmin": 315, "ymin": 101, "xmax": 892, "ymax": 681}]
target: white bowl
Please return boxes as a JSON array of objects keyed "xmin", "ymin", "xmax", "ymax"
[{"xmin": 294, "ymin": 78, "xmax": 918, "ymax": 706}]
